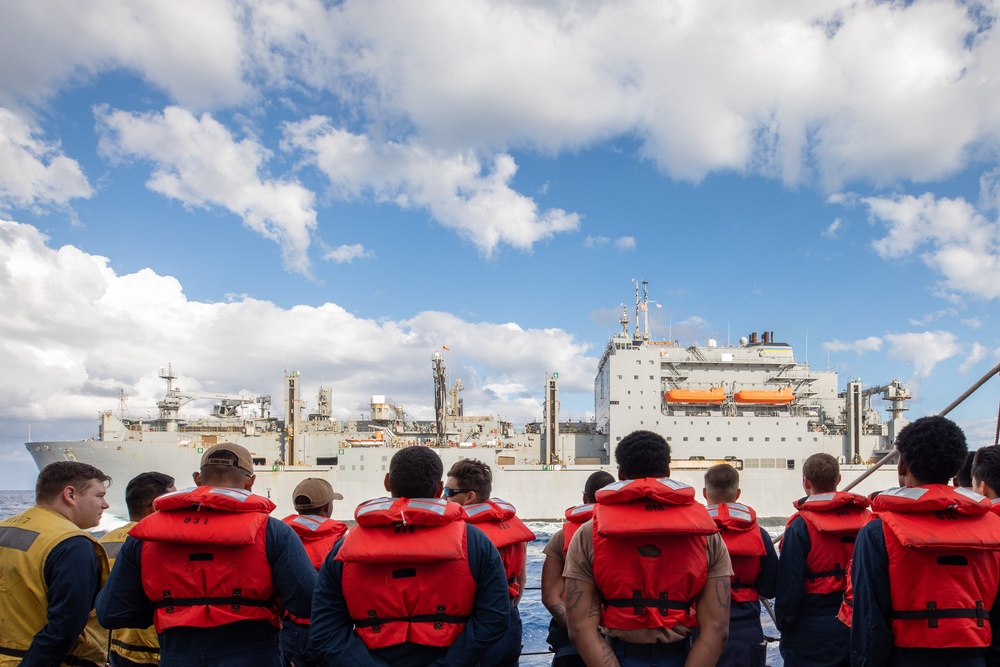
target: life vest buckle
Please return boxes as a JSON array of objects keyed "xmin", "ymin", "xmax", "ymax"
[
  {"xmin": 231, "ymin": 588, "xmax": 242, "ymax": 612},
  {"xmin": 367, "ymin": 609, "xmax": 381, "ymax": 633},
  {"xmin": 434, "ymin": 605, "xmax": 446, "ymax": 630},
  {"xmin": 162, "ymin": 590, "xmax": 174, "ymax": 614}
]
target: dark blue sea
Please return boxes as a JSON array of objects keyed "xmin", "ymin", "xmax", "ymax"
[{"xmin": 0, "ymin": 492, "xmax": 782, "ymax": 666}]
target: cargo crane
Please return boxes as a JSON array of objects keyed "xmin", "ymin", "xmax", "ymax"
[{"xmin": 157, "ymin": 364, "xmax": 270, "ymax": 433}]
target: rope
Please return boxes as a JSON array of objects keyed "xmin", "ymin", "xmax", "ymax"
[{"xmin": 995, "ymin": 388, "xmax": 1000, "ymax": 447}]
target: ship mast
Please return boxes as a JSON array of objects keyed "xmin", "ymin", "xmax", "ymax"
[
  {"xmin": 432, "ymin": 352, "xmax": 447, "ymax": 446},
  {"xmin": 157, "ymin": 364, "xmax": 181, "ymax": 432},
  {"xmin": 631, "ymin": 278, "xmax": 650, "ymax": 341}
]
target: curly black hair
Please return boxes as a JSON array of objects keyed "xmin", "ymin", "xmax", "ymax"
[
  {"xmin": 895, "ymin": 416, "xmax": 968, "ymax": 485},
  {"xmin": 583, "ymin": 470, "xmax": 616, "ymax": 503},
  {"xmin": 389, "ymin": 446, "xmax": 443, "ymax": 498},
  {"xmin": 972, "ymin": 445, "xmax": 1000, "ymax": 496},
  {"xmin": 615, "ymin": 430, "xmax": 670, "ymax": 479}
]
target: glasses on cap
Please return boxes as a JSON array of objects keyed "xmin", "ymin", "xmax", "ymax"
[{"xmin": 443, "ymin": 487, "xmax": 473, "ymax": 498}]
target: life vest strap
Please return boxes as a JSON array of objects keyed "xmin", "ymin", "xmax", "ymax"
[
  {"xmin": 0, "ymin": 647, "xmax": 27, "ymax": 659},
  {"xmin": 603, "ymin": 590, "xmax": 693, "ymax": 616},
  {"xmin": 891, "ymin": 601, "xmax": 989, "ymax": 628},
  {"xmin": 732, "ymin": 582, "xmax": 756, "ymax": 590},
  {"xmin": 110, "ymin": 638, "xmax": 159, "ymax": 657},
  {"xmin": 353, "ymin": 605, "xmax": 471, "ymax": 632},
  {"xmin": 152, "ymin": 589, "xmax": 274, "ymax": 613},
  {"xmin": 805, "ymin": 565, "xmax": 847, "ymax": 581}
]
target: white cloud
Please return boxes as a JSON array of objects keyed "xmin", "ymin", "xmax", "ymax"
[
  {"xmin": 0, "ymin": 1, "xmax": 250, "ymax": 109},
  {"xmin": 3, "ymin": 2, "xmax": 1000, "ymax": 191},
  {"xmin": 959, "ymin": 342, "xmax": 989, "ymax": 374},
  {"xmin": 865, "ymin": 192, "xmax": 1000, "ymax": 300},
  {"xmin": 908, "ymin": 308, "xmax": 956, "ymax": 326},
  {"xmin": 822, "ymin": 336, "xmax": 883, "ymax": 354},
  {"xmin": 822, "ymin": 218, "xmax": 842, "ymax": 239},
  {"xmin": 96, "ymin": 106, "xmax": 318, "ymax": 274},
  {"xmin": 0, "ymin": 107, "xmax": 92, "ymax": 210},
  {"xmin": 0, "ymin": 219, "xmax": 597, "ymax": 436},
  {"xmin": 963, "ymin": 316, "xmax": 984, "ymax": 329},
  {"xmin": 584, "ymin": 235, "xmax": 635, "ymax": 251},
  {"xmin": 323, "ymin": 243, "xmax": 374, "ymax": 263},
  {"xmin": 980, "ymin": 168, "xmax": 1000, "ymax": 213},
  {"xmin": 884, "ymin": 330, "xmax": 960, "ymax": 377},
  {"xmin": 282, "ymin": 117, "xmax": 579, "ymax": 256},
  {"xmin": 615, "ymin": 236, "xmax": 636, "ymax": 251},
  {"xmin": 243, "ymin": 1, "xmax": 1000, "ymax": 188}
]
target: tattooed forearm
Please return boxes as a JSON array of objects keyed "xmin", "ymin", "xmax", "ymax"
[
  {"xmin": 588, "ymin": 588, "xmax": 603, "ymax": 618},
  {"xmin": 714, "ymin": 578, "xmax": 731, "ymax": 610},
  {"xmin": 599, "ymin": 636, "xmax": 619, "ymax": 667},
  {"xmin": 565, "ymin": 577, "xmax": 584, "ymax": 612}
]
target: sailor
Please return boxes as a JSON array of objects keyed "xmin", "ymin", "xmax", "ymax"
[
  {"xmin": 99, "ymin": 471, "xmax": 176, "ymax": 667},
  {"xmin": 309, "ymin": 445, "xmax": 510, "ymax": 667},
  {"xmin": 279, "ymin": 477, "xmax": 347, "ymax": 667},
  {"xmin": 446, "ymin": 458, "xmax": 537, "ymax": 667},
  {"xmin": 776, "ymin": 452, "xmax": 869, "ymax": 667},
  {"xmin": 541, "ymin": 470, "xmax": 616, "ymax": 667},
  {"xmin": 96, "ymin": 442, "xmax": 317, "ymax": 667},
  {"xmin": 971, "ymin": 445, "xmax": 1000, "ymax": 513},
  {"xmin": 564, "ymin": 430, "xmax": 732, "ymax": 666},
  {"xmin": 954, "ymin": 450, "xmax": 976, "ymax": 488},
  {"xmin": 0, "ymin": 461, "xmax": 111, "ymax": 667},
  {"xmin": 851, "ymin": 416, "xmax": 1000, "ymax": 666},
  {"xmin": 703, "ymin": 463, "xmax": 777, "ymax": 667}
]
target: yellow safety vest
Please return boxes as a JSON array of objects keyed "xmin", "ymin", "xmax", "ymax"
[
  {"xmin": 0, "ymin": 505, "xmax": 110, "ymax": 667},
  {"xmin": 100, "ymin": 522, "xmax": 159, "ymax": 664}
]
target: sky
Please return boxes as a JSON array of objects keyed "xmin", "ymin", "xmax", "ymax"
[{"xmin": 2, "ymin": 0, "xmax": 1000, "ymax": 490}]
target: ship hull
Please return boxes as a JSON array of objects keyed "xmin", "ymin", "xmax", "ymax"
[{"xmin": 27, "ymin": 438, "xmax": 898, "ymax": 520}]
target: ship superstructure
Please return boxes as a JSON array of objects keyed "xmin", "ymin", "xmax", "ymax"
[
  {"xmin": 596, "ymin": 283, "xmax": 908, "ymax": 472},
  {"xmin": 27, "ymin": 282, "xmax": 909, "ymax": 520}
]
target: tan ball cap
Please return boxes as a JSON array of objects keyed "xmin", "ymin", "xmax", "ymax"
[
  {"xmin": 293, "ymin": 477, "xmax": 343, "ymax": 510},
  {"xmin": 200, "ymin": 442, "xmax": 254, "ymax": 475}
]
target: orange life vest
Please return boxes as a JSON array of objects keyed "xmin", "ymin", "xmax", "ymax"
[
  {"xmin": 837, "ymin": 561, "xmax": 855, "ymax": 628},
  {"xmin": 708, "ymin": 502, "xmax": 766, "ymax": 603},
  {"xmin": 873, "ymin": 485, "xmax": 1000, "ymax": 649},
  {"xmin": 130, "ymin": 486, "xmax": 279, "ymax": 634},
  {"xmin": 592, "ymin": 477, "xmax": 718, "ymax": 632},
  {"xmin": 281, "ymin": 514, "xmax": 347, "ymax": 571},
  {"xmin": 562, "ymin": 503, "xmax": 595, "ymax": 557},
  {"xmin": 990, "ymin": 499, "xmax": 1000, "ymax": 517},
  {"xmin": 463, "ymin": 498, "xmax": 536, "ymax": 598},
  {"xmin": 783, "ymin": 492, "xmax": 870, "ymax": 595},
  {"xmin": 336, "ymin": 497, "xmax": 476, "ymax": 650}
]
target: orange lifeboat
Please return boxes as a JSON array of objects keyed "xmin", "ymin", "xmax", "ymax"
[
  {"xmin": 664, "ymin": 387, "xmax": 726, "ymax": 404},
  {"xmin": 733, "ymin": 387, "xmax": 794, "ymax": 405}
]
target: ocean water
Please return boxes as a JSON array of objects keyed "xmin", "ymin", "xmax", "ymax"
[{"xmin": 0, "ymin": 492, "xmax": 782, "ymax": 666}]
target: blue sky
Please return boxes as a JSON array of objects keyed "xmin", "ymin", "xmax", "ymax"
[{"xmin": 2, "ymin": 1, "xmax": 1000, "ymax": 489}]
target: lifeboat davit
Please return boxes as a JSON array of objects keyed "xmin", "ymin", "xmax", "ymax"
[
  {"xmin": 664, "ymin": 387, "xmax": 726, "ymax": 404},
  {"xmin": 733, "ymin": 387, "xmax": 794, "ymax": 405}
]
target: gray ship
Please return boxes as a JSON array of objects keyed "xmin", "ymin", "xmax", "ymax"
[{"xmin": 26, "ymin": 281, "xmax": 907, "ymax": 520}]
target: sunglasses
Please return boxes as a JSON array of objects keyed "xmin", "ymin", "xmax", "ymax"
[{"xmin": 443, "ymin": 487, "xmax": 473, "ymax": 498}]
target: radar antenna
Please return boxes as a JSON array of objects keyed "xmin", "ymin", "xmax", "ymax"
[{"xmin": 117, "ymin": 389, "xmax": 129, "ymax": 418}]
